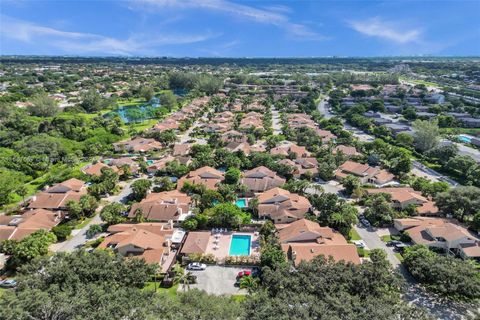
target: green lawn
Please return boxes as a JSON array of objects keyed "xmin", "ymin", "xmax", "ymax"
[
  {"xmin": 349, "ymin": 228, "xmax": 361, "ymax": 241},
  {"xmin": 0, "ymin": 288, "xmax": 6, "ymax": 297},
  {"xmin": 231, "ymin": 295, "xmax": 247, "ymax": 302},
  {"xmin": 120, "ymin": 119, "xmax": 158, "ymax": 133},
  {"xmin": 394, "ymin": 253, "xmax": 404, "ymax": 262},
  {"xmin": 357, "ymin": 248, "xmax": 370, "ymax": 258},
  {"xmin": 380, "ymin": 234, "xmax": 401, "ymax": 242},
  {"xmin": 74, "ymin": 215, "xmax": 95, "ymax": 230},
  {"xmin": 143, "ymin": 282, "xmax": 179, "ymax": 298},
  {"xmin": 380, "ymin": 235, "xmax": 392, "ymax": 242}
]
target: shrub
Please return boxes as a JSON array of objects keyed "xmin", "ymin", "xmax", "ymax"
[
  {"xmin": 51, "ymin": 224, "xmax": 73, "ymax": 241},
  {"xmin": 86, "ymin": 224, "xmax": 103, "ymax": 239}
]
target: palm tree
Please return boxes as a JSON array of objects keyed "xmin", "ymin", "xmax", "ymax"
[
  {"xmin": 239, "ymin": 275, "xmax": 259, "ymax": 293},
  {"xmin": 173, "ymin": 263, "xmax": 192, "ymax": 292}
]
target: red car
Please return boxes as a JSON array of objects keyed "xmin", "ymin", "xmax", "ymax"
[{"xmin": 237, "ymin": 270, "xmax": 251, "ymax": 278}]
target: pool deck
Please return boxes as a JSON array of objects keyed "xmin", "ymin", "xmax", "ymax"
[{"xmin": 204, "ymin": 231, "xmax": 260, "ymax": 262}]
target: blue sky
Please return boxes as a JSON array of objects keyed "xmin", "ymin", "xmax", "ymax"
[{"xmin": 1, "ymin": 0, "xmax": 479, "ymax": 57}]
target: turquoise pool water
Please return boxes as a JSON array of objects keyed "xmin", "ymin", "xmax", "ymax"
[
  {"xmin": 146, "ymin": 160, "xmax": 154, "ymax": 165},
  {"xmin": 103, "ymin": 97, "xmax": 161, "ymax": 123},
  {"xmin": 235, "ymin": 198, "xmax": 247, "ymax": 208},
  {"xmin": 229, "ymin": 234, "xmax": 251, "ymax": 256},
  {"xmin": 458, "ymin": 135, "xmax": 472, "ymax": 143}
]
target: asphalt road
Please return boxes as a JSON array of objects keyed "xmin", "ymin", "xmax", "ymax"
[
  {"xmin": 317, "ymin": 98, "xmax": 333, "ymax": 119},
  {"xmin": 271, "ymin": 105, "xmax": 282, "ymax": 135},
  {"xmin": 55, "ymin": 179, "xmax": 137, "ymax": 252}
]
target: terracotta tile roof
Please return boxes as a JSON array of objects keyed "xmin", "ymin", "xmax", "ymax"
[
  {"xmin": 0, "ymin": 209, "xmax": 61, "ymax": 241},
  {"xmin": 332, "ymin": 145, "xmax": 361, "ymax": 157},
  {"xmin": 257, "ymin": 188, "xmax": 311, "ymax": 222},
  {"xmin": 394, "ymin": 217, "xmax": 476, "ymax": 246},
  {"xmin": 107, "ymin": 222, "xmax": 173, "ymax": 235},
  {"xmin": 83, "ymin": 162, "xmax": 120, "ymax": 177},
  {"xmin": 277, "ymin": 219, "xmax": 341, "ymax": 243},
  {"xmin": 128, "ymin": 190, "xmax": 191, "ymax": 222},
  {"xmin": 180, "ymin": 231, "xmax": 210, "ymax": 254},
  {"xmin": 241, "ymin": 166, "xmax": 286, "ymax": 192},
  {"xmin": 459, "ymin": 243, "xmax": 480, "ymax": 258},
  {"xmin": 0, "ymin": 226, "xmax": 16, "ymax": 241},
  {"xmin": 177, "ymin": 166, "xmax": 225, "ymax": 190},
  {"xmin": 114, "ymin": 137, "xmax": 163, "ymax": 152},
  {"xmin": 285, "ymin": 243, "xmax": 361, "ymax": 265},
  {"xmin": 270, "ymin": 142, "xmax": 310, "ymax": 158},
  {"xmin": 172, "ymin": 143, "xmax": 192, "ymax": 156}
]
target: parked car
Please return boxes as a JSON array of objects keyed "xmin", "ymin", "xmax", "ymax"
[
  {"xmin": 386, "ymin": 240, "xmax": 402, "ymax": 247},
  {"xmin": 354, "ymin": 242, "xmax": 365, "ymax": 248},
  {"xmin": 0, "ymin": 279, "xmax": 17, "ymax": 288},
  {"xmin": 394, "ymin": 243, "xmax": 408, "ymax": 252},
  {"xmin": 360, "ymin": 219, "xmax": 371, "ymax": 227},
  {"xmin": 187, "ymin": 262, "xmax": 207, "ymax": 271},
  {"xmin": 237, "ymin": 270, "xmax": 251, "ymax": 278}
]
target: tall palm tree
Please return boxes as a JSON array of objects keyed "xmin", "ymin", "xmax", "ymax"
[{"xmin": 173, "ymin": 263, "xmax": 192, "ymax": 292}]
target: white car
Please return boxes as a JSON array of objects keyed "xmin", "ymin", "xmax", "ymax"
[{"xmin": 187, "ymin": 262, "xmax": 207, "ymax": 271}]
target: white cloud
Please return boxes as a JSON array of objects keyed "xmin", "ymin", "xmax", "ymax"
[
  {"xmin": 0, "ymin": 15, "xmax": 215, "ymax": 55},
  {"xmin": 136, "ymin": 0, "xmax": 326, "ymax": 40},
  {"xmin": 349, "ymin": 17, "xmax": 421, "ymax": 44}
]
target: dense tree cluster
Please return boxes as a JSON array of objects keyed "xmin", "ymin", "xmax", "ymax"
[
  {"xmin": 247, "ymin": 250, "xmax": 429, "ymax": 320},
  {"xmin": 403, "ymin": 245, "xmax": 480, "ymax": 300}
]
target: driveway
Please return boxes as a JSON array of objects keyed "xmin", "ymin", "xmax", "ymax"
[{"xmin": 184, "ymin": 265, "xmax": 252, "ymax": 295}]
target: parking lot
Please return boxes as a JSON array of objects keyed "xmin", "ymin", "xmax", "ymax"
[{"xmin": 185, "ymin": 265, "xmax": 254, "ymax": 295}]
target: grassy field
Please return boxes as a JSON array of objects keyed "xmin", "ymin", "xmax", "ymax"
[
  {"xmin": 74, "ymin": 215, "xmax": 96, "ymax": 230},
  {"xmin": 143, "ymin": 283, "xmax": 179, "ymax": 298},
  {"xmin": 349, "ymin": 228, "xmax": 362, "ymax": 241},
  {"xmin": 440, "ymin": 128, "xmax": 480, "ymax": 137},
  {"xmin": 394, "ymin": 253, "xmax": 404, "ymax": 262}
]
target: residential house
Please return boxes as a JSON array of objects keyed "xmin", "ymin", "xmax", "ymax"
[
  {"xmin": 332, "ymin": 145, "xmax": 361, "ymax": 158},
  {"xmin": 129, "ymin": 190, "xmax": 192, "ymax": 223},
  {"xmin": 270, "ymin": 141, "xmax": 311, "ymax": 158},
  {"xmin": 29, "ymin": 178, "xmax": 87, "ymax": 210},
  {"xmin": 365, "ymin": 187, "xmax": 438, "ymax": 215},
  {"xmin": 177, "ymin": 166, "xmax": 225, "ymax": 190},
  {"xmin": 394, "ymin": 217, "xmax": 480, "ymax": 260},
  {"xmin": 334, "ymin": 161, "xmax": 395, "ymax": 186},
  {"xmin": 278, "ymin": 158, "xmax": 318, "ymax": 178},
  {"xmin": 113, "ymin": 137, "xmax": 163, "ymax": 153},
  {"xmin": 220, "ymin": 130, "xmax": 247, "ymax": 143},
  {"xmin": 99, "ymin": 223, "xmax": 177, "ymax": 272},
  {"xmin": 146, "ymin": 155, "xmax": 175, "ymax": 174},
  {"xmin": 0, "ymin": 209, "xmax": 62, "ymax": 241},
  {"xmin": 225, "ymin": 141, "xmax": 252, "ymax": 155},
  {"xmin": 276, "ymin": 219, "xmax": 360, "ymax": 265},
  {"xmin": 239, "ymin": 112, "xmax": 263, "ymax": 130},
  {"xmin": 257, "ymin": 187, "xmax": 311, "ymax": 224},
  {"xmin": 241, "ymin": 166, "xmax": 286, "ymax": 193},
  {"xmin": 172, "ymin": 143, "xmax": 192, "ymax": 157},
  {"xmin": 82, "ymin": 162, "xmax": 120, "ymax": 177},
  {"xmin": 180, "ymin": 231, "xmax": 211, "ymax": 255}
]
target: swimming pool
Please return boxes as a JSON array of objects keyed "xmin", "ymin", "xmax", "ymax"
[
  {"xmin": 229, "ymin": 234, "xmax": 251, "ymax": 256},
  {"xmin": 235, "ymin": 198, "xmax": 247, "ymax": 208},
  {"xmin": 458, "ymin": 135, "xmax": 472, "ymax": 144}
]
